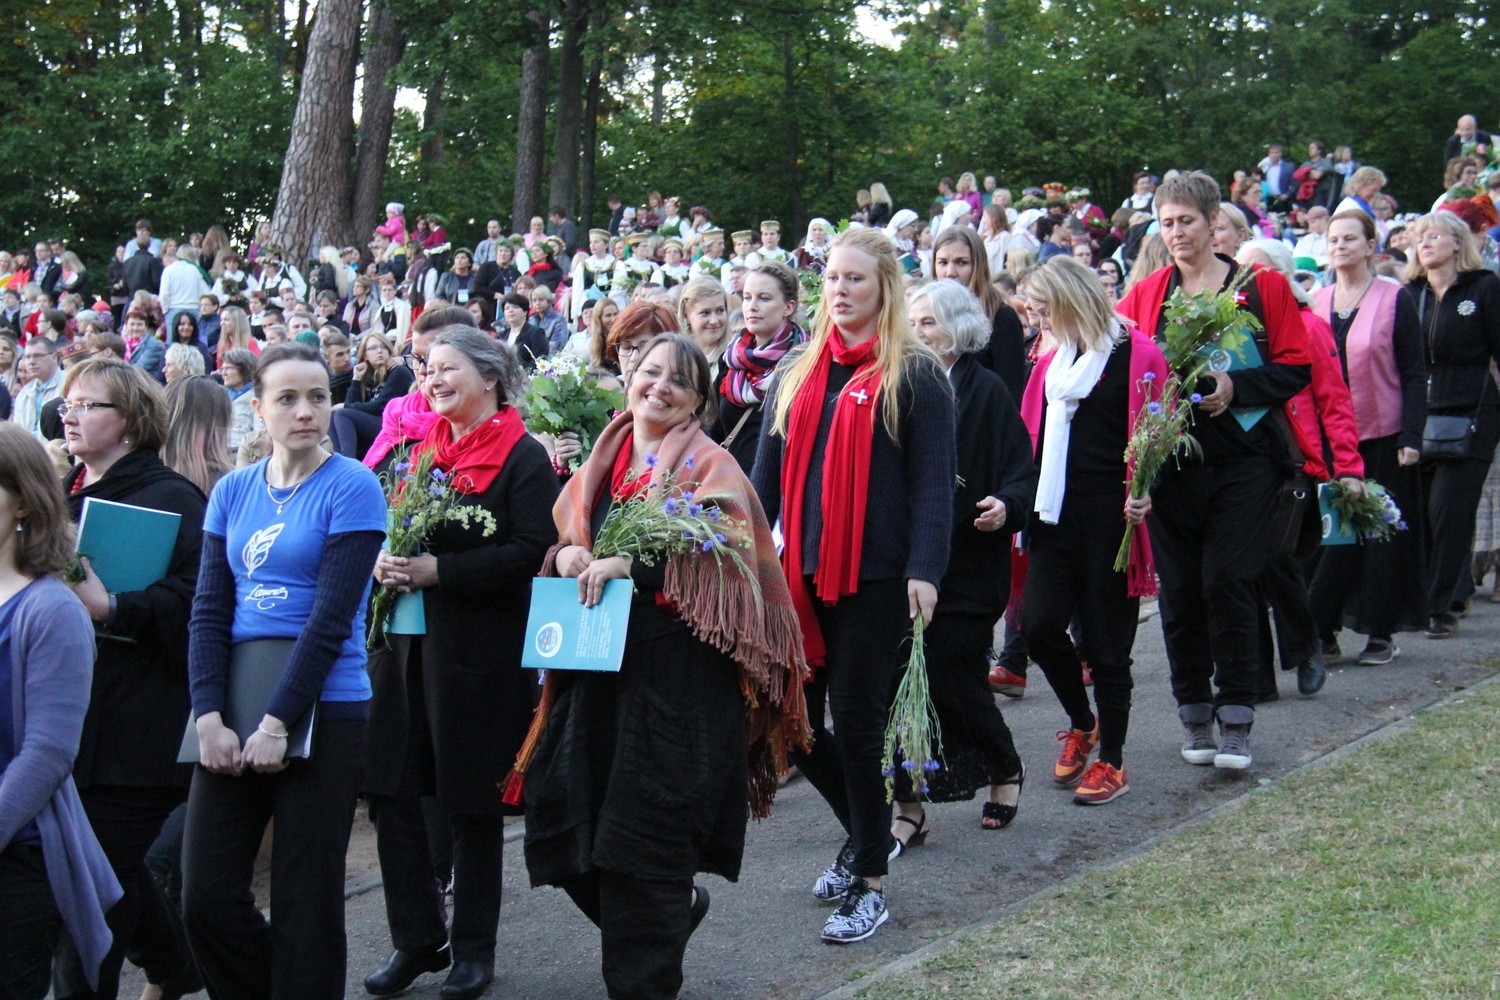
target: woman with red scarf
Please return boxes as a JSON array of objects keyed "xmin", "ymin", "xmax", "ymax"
[
  {"xmin": 712, "ymin": 260, "xmax": 806, "ymax": 473},
  {"xmin": 363, "ymin": 327, "xmax": 558, "ymax": 1000},
  {"xmin": 753, "ymin": 226, "xmax": 956, "ymax": 944}
]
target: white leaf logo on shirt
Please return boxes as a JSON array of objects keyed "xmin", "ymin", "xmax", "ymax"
[{"xmin": 242, "ymin": 524, "xmax": 285, "ymax": 578}]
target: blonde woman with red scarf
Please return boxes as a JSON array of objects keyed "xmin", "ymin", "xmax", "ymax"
[
  {"xmin": 752, "ymin": 226, "xmax": 956, "ymax": 944},
  {"xmin": 364, "ymin": 327, "xmax": 558, "ymax": 1000}
]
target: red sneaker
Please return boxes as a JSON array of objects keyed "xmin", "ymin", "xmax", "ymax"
[
  {"xmin": 1052, "ymin": 724, "xmax": 1099, "ymax": 786},
  {"xmin": 1073, "ymin": 760, "xmax": 1129, "ymax": 805},
  {"xmin": 987, "ymin": 663, "xmax": 1027, "ymax": 698}
]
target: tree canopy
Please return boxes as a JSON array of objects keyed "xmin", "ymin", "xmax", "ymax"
[{"xmin": 4, "ymin": 0, "xmax": 1496, "ymax": 260}]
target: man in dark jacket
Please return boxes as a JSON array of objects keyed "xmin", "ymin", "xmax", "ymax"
[
  {"xmin": 1444, "ymin": 115, "xmax": 1493, "ymax": 169},
  {"xmin": 122, "ymin": 235, "xmax": 164, "ymax": 295},
  {"xmin": 32, "ymin": 240, "xmax": 62, "ymax": 296}
]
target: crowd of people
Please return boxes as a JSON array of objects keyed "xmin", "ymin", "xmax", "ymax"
[{"xmin": 2, "ymin": 112, "xmax": 1499, "ymax": 1000}]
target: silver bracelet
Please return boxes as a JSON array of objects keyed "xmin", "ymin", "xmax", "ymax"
[{"xmin": 257, "ymin": 725, "xmax": 289, "ymax": 740}]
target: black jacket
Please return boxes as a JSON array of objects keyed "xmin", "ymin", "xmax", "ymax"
[
  {"xmin": 1445, "ymin": 132, "xmax": 1492, "ymax": 169},
  {"xmin": 122, "ymin": 250, "xmax": 163, "ymax": 295},
  {"xmin": 476, "ymin": 261, "xmax": 521, "ymax": 300},
  {"xmin": 65, "ymin": 449, "xmax": 207, "ymax": 790},
  {"xmin": 363, "ymin": 435, "xmax": 557, "ymax": 812},
  {"xmin": 501, "ymin": 322, "xmax": 551, "ymax": 369},
  {"xmin": 34, "ymin": 259, "xmax": 61, "ymax": 296},
  {"xmin": 344, "ymin": 363, "xmax": 415, "ymax": 415},
  {"xmin": 978, "ymin": 304, "xmax": 1027, "ymax": 403},
  {"xmin": 1408, "ymin": 269, "xmax": 1500, "ymax": 411},
  {"xmin": 939, "ymin": 355, "xmax": 1037, "ymax": 617}
]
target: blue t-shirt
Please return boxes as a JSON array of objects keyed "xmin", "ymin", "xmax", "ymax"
[{"xmin": 205, "ymin": 454, "xmax": 386, "ymax": 703}]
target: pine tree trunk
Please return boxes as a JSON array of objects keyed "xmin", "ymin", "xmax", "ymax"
[
  {"xmin": 782, "ymin": 34, "xmax": 803, "ymax": 234},
  {"xmin": 511, "ymin": 9, "xmax": 550, "ymax": 233},
  {"xmin": 268, "ymin": 0, "xmax": 360, "ymax": 267},
  {"xmin": 578, "ymin": 3, "xmax": 604, "ymax": 233},
  {"xmin": 352, "ymin": 0, "xmax": 407, "ymax": 244},
  {"xmin": 548, "ymin": 0, "xmax": 584, "ymax": 218},
  {"xmin": 420, "ymin": 72, "xmax": 447, "ymax": 180}
]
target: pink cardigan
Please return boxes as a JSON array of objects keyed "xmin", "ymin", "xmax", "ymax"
[{"xmin": 1020, "ymin": 327, "xmax": 1169, "ymax": 596}]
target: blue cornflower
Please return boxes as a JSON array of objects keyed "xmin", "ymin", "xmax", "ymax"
[
  {"xmin": 920, "ymin": 784, "xmax": 930, "ymax": 794},
  {"xmin": 1396, "ymin": 520, "xmax": 1408, "ymax": 531},
  {"xmin": 402, "ymin": 516, "xmax": 413, "ymax": 527},
  {"xmin": 681, "ymin": 530, "xmax": 694, "ymax": 539},
  {"xmin": 644, "ymin": 453, "xmax": 659, "ymax": 468},
  {"xmin": 663, "ymin": 498, "xmax": 682, "ymax": 515},
  {"xmin": 1142, "ymin": 371, "xmax": 1157, "ymax": 381},
  {"xmin": 901, "ymin": 759, "xmax": 915, "ymax": 771},
  {"xmin": 689, "ymin": 503, "xmax": 704, "ymax": 516},
  {"xmin": 430, "ymin": 469, "xmax": 447, "ymax": 481},
  {"xmin": 681, "ymin": 491, "xmax": 694, "ymax": 502},
  {"xmin": 394, "ymin": 460, "xmax": 411, "ymax": 474},
  {"xmin": 1190, "ymin": 393, "xmax": 1203, "ymax": 403},
  {"xmin": 881, "ymin": 766, "xmax": 895, "ymax": 777},
  {"xmin": 714, "ymin": 533, "xmax": 726, "ymax": 543},
  {"xmin": 922, "ymin": 760, "xmax": 940, "ymax": 771},
  {"xmin": 685, "ymin": 454, "xmax": 695, "ymax": 470},
  {"xmin": 706, "ymin": 507, "xmax": 721, "ymax": 521},
  {"xmin": 429, "ymin": 485, "xmax": 444, "ymax": 497},
  {"xmin": 1147, "ymin": 402, "xmax": 1163, "ymax": 415},
  {"xmin": 701, "ymin": 540, "xmax": 714, "ymax": 552}
]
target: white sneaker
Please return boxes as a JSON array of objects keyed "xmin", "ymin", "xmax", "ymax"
[{"xmin": 821, "ymin": 878, "xmax": 888, "ymax": 944}]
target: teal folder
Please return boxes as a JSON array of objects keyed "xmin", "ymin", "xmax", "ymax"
[
  {"xmin": 1318, "ymin": 483, "xmax": 1357, "ymax": 546},
  {"xmin": 77, "ymin": 497, "xmax": 181, "ymax": 594},
  {"xmin": 1197, "ymin": 334, "xmax": 1270, "ymax": 431},
  {"xmin": 523, "ymin": 577, "xmax": 632, "ymax": 672}
]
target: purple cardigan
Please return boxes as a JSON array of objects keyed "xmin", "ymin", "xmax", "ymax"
[{"xmin": 0, "ymin": 576, "xmax": 121, "ymax": 989}]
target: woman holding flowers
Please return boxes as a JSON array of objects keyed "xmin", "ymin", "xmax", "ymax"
[
  {"xmin": 1018, "ymin": 257, "xmax": 1168, "ymax": 805},
  {"xmin": 1302, "ymin": 214, "xmax": 1428, "ymax": 660},
  {"xmin": 362, "ymin": 327, "xmax": 557, "ymax": 1000},
  {"xmin": 752, "ymin": 226, "xmax": 956, "ymax": 944},
  {"xmin": 893, "ymin": 279, "xmax": 1035, "ymax": 838},
  {"xmin": 1401, "ymin": 211, "xmax": 1500, "ymax": 638},
  {"xmin": 1116, "ymin": 170, "xmax": 1314, "ymax": 771},
  {"xmin": 516, "ymin": 333, "xmax": 808, "ymax": 1000}
]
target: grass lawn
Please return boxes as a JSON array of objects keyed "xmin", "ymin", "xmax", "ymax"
[{"xmin": 855, "ymin": 680, "xmax": 1500, "ymax": 1000}]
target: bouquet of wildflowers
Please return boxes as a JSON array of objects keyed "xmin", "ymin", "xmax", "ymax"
[
  {"xmin": 1323, "ymin": 478, "xmax": 1407, "ymax": 542},
  {"xmin": 522, "ymin": 355, "xmax": 625, "ymax": 473},
  {"xmin": 1160, "ymin": 264, "xmax": 1262, "ymax": 386},
  {"xmin": 881, "ymin": 616, "xmax": 943, "ymax": 802},
  {"xmin": 1114, "ymin": 371, "xmax": 1201, "ymax": 572},
  {"xmin": 593, "ymin": 454, "xmax": 759, "ymax": 589},
  {"xmin": 368, "ymin": 448, "xmax": 499, "ymax": 648}
]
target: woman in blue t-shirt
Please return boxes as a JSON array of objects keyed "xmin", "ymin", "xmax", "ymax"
[{"xmin": 181, "ymin": 342, "xmax": 386, "ymax": 1000}]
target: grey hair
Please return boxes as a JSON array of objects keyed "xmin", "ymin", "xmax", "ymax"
[
  {"xmin": 430, "ymin": 325, "xmax": 525, "ymax": 406},
  {"xmin": 910, "ymin": 278, "xmax": 992, "ymax": 355},
  {"xmin": 1235, "ymin": 239, "xmax": 1311, "ymax": 305},
  {"xmin": 164, "ymin": 342, "xmax": 206, "ymax": 376}
]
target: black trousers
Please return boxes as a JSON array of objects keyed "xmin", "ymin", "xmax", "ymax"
[
  {"xmin": 1022, "ymin": 492, "xmax": 1140, "ymax": 767},
  {"xmin": 0, "ymin": 844, "xmax": 63, "ymax": 1000},
  {"xmin": 1254, "ymin": 553, "xmax": 1319, "ymax": 696},
  {"xmin": 561, "ymin": 870, "xmax": 693, "ymax": 1000},
  {"xmin": 1150, "ymin": 457, "xmax": 1279, "ymax": 708},
  {"xmin": 53, "ymin": 785, "xmax": 187, "ymax": 1000},
  {"xmin": 790, "ymin": 577, "xmax": 909, "ymax": 878},
  {"xmin": 1423, "ymin": 447, "xmax": 1496, "ymax": 618},
  {"xmin": 180, "ymin": 717, "xmax": 365, "ymax": 1000},
  {"xmin": 329, "ymin": 407, "xmax": 383, "ymax": 462},
  {"xmin": 370, "ymin": 796, "xmax": 504, "ymax": 963}
]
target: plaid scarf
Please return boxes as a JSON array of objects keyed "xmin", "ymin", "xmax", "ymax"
[{"xmin": 719, "ymin": 322, "xmax": 801, "ymax": 407}]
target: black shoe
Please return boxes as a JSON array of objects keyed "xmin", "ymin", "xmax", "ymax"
[
  {"xmin": 364, "ymin": 945, "xmax": 451, "ymax": 997},
  {"xmin": 689, "ymin": 883, "xmax": 711, "ymax": 936},
  {"xmin": 1297, "ymin": 650, "xmax": 1326, "ymax": 696},
  {"xmin": 440, "ymin": 960, "xmax": 494, "ymax": 1000},
  {"xmin": 1425, "ymin": 615, "xmax": 1456, "ymax": 639}
]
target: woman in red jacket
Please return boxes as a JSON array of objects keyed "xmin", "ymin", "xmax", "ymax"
[{"xmin": 1116, "ymin": 171, "xmax": 1314, "ymax": 772}]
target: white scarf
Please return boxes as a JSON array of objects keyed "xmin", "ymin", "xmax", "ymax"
[{"xmin": 1035, "ymin": 330, "xmax": 1115, "ymax": 524}]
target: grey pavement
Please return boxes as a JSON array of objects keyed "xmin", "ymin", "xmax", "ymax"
[{"xmin": 122, "ymin": 598, "xmax": 1499, "ymax": 1000}]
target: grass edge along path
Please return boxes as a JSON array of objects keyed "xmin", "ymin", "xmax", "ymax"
[{"xmin": 847, "ymin": 673, "xmax": 1500, "ymax": 1000}]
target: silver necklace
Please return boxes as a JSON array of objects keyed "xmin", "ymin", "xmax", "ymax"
[
  {"xmin": 265, "ymin": 456, "xmax": 328, "ymax": 515},
  {"xmin": 1336, "ymin": 276, "xmax": 1375, "ymax": 320}
]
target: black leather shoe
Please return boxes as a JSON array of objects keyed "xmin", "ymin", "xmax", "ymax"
[
  {"xmin": 1297, "ymin": 650, "xmax": 1327, "ymax": 696},
  {"xmin": 364, "ymin": 945, "xmax": 451, "ymax": 997},
  {"xmin": 440, "ymin": 960, "xmax": 494, "ymax": 1000},
  {"xmin": 689, "ymin": 883, "xmax": 711, "ymax": 936}
]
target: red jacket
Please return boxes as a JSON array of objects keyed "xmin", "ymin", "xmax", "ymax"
[
  {"xmin": 1288, "ymin": 308, "xmax": 1364, "ymax": 481},
  {"xmin": 1117, "ymin": 262, "xmax": 1320, "ymax": 468}
]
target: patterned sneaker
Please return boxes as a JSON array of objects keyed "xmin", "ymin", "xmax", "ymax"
[
  {"xmin": 987, "ymin": 661, "xmax": 1027, "ymax": 698},
  {"xmin": 821, "ymin": 878, "xmax": 888, "ymax": 944},
  {"xmin": 813, "ymin": 839, "xmax": 856, "ymax": 902},
  {"xmin": 1178, "ymin": 703, "xmax": 1217, "ymax": 765},
  {"xmin": 1073, "ymin": 760, "xmax": 1129, "ymax": 805},
  {"xmin": 1052, "ymin": 724, "xmax": 1099, "ymax": 786}
]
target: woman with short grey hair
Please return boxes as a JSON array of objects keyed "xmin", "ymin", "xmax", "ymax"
[{"xmin": 889, "ymin": 278, "xmax": 1035, "ymax": 847}]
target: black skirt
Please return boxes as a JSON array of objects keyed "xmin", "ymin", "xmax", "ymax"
[{"xmin": 523, "ymin": 606, "xmax": 749, "ymax": 886}]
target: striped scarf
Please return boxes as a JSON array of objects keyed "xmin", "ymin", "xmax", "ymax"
[{"xmin": 719, "ymin": 322, "xmax": 800, "ymax": 407}]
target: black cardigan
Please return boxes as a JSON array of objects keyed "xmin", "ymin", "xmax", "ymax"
[
  {"xmin": 978, "ymin": 304, "xmax": 1027, "ymax": 403},
  {"xmin": 363, "ymin": 435, "xmax": 558, "ymax": 813},
  {"xmin": 752, "ymin": 348, "xmax": 956, "ymax": 588},
  {"xmin": 940, "ymin": 355, "xmax": 1037, "ymax": 618},
  {"xmin": 1408, "ymin": 269, "xmax": 1500, "ymax": 411},
  {"xmin": 65, "ymin": 450, "xmax": 206, "ymax": 790}
]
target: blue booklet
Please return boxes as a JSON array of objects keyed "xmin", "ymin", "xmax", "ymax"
[
  {"xmin": 77, "ymin": 497, "xmax": 182, "ymax": 594},
  {"xmin": 1197, "ymin": 333, "xmax": 1270, "ymax": 431},
  {"xmin": 1318, "ymin": 483, "xmax": 1357, "ymax": 546},
  {"xmin": 523, "ymin": 577, "xmax": 632, "ymax": 672}
]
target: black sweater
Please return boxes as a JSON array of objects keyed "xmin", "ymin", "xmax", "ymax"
[
  {"xmin": 1408, "ymin": 270, "xmax": 1500, "ymax": 411},
  {"xmin": 978, "ymin": 304, "xmax": 1027, "ymax": 403},
  {"xmin": 752, "ymin": 348, "xmax": 956, "ymax": 587},
  {"xmin": 345, "ymin": 363, "xmax": 415, "ymax": 414}
]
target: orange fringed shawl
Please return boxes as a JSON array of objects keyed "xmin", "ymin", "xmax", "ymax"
[{"xmin": 506, "ymin": 411, "xmax": 811, "ymax": 819}]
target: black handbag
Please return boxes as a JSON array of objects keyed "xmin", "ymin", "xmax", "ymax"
[{"xmin": 1268, "ymin": 470, "xmax": 1319, "ymax": 560}]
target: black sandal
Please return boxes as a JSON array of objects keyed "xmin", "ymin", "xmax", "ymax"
[
  {"xmin": 890, "ymin": 812, "xmax": 930, "ymax": 857},
  {"xmin": 982, "ymin": 764, "xmax": 1026, "ymax": 830}
]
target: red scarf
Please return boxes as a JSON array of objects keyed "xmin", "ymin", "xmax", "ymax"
[
  {"xmin": 415, "ymin": 405, "xmax": 527, "ymax": 494},
  {"xmin": 779, "ymin": 328, "xmax": 881, "ymax": 666},
  {"xmin": 604, "ymin": 429, "xmax": 653, "ymax": 503}
]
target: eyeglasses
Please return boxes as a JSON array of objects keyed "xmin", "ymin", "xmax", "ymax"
[
  {"xmin": 58, "ymin": 402, "xmax": 118, "ymax": 418},
  {"xmin": 401, "ymin": 353, "xmax": 429, "ymax": 371},
  {"xmin": 616, "ymin": 342, "xmax": 649, "ymax": 358}
]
